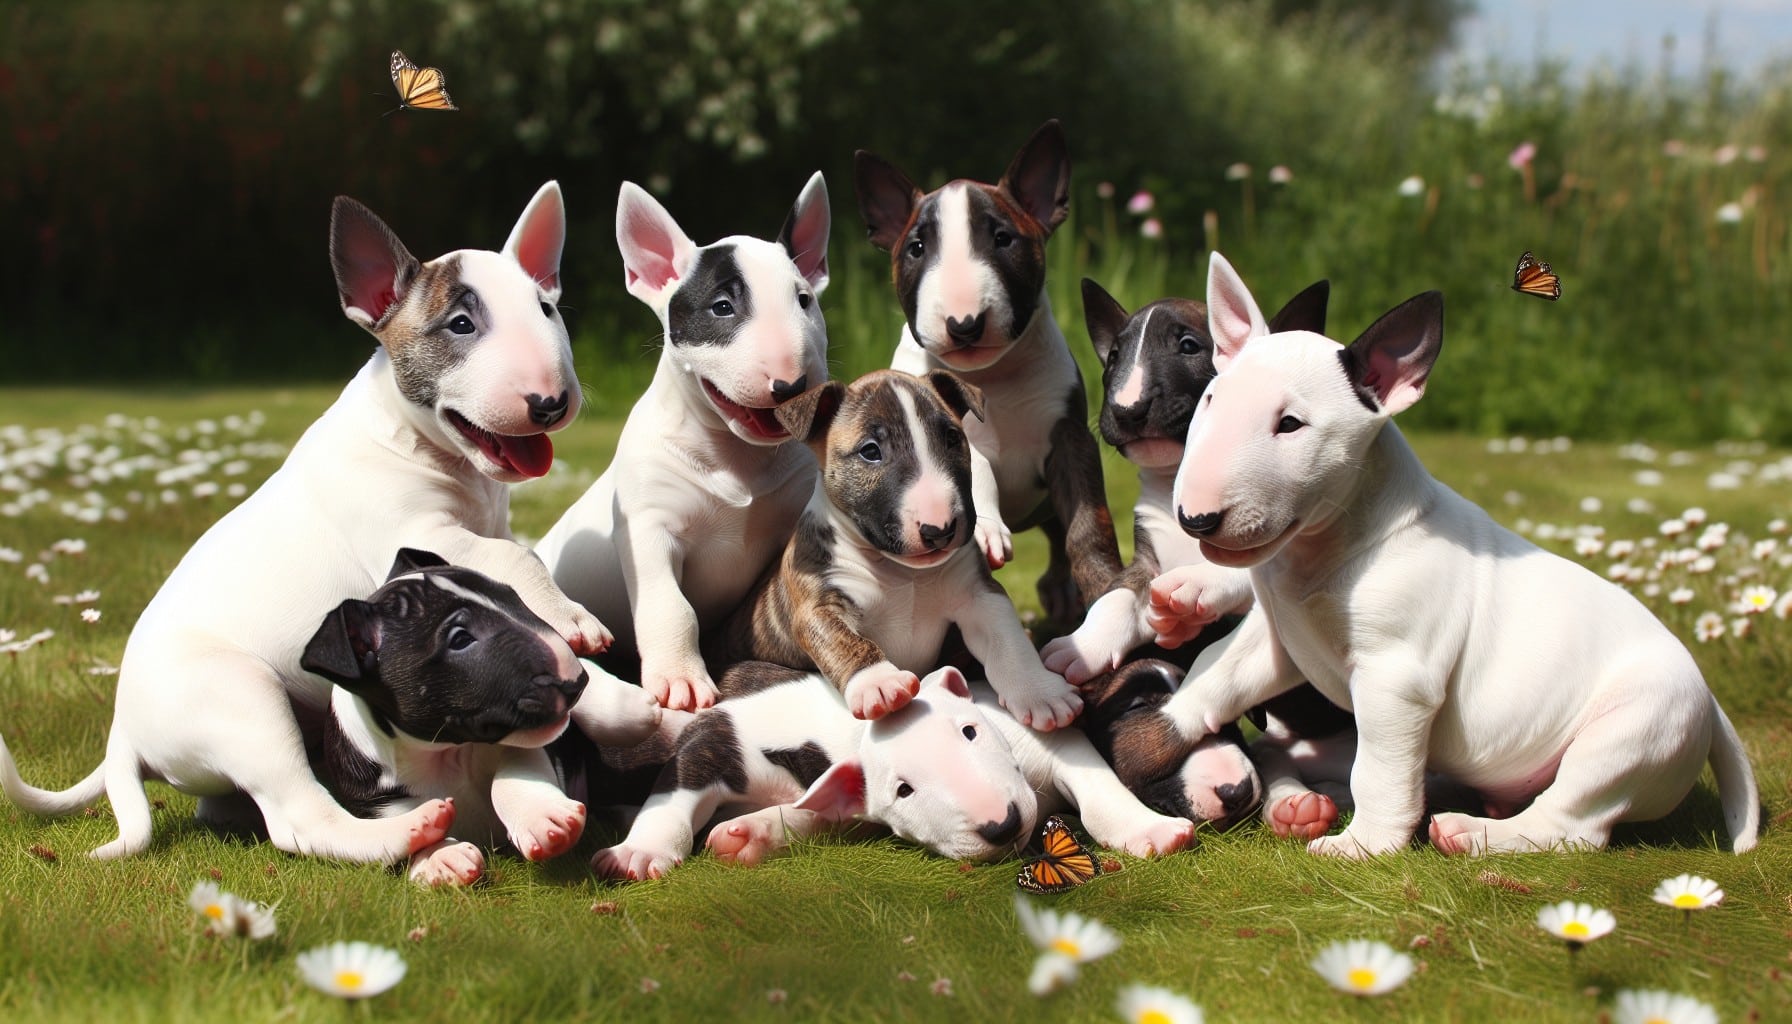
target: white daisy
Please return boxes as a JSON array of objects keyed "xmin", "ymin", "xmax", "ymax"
[
  {"xmin": 1651, "ymin": 874, "xmax": 1724, "ymax": 912},
  {"xmin": 1770, "ymin": 518, "xmax": 1788, "ymax": 535},
  {"xmin": 1731, "ymin": 617, "xmax": 1752, "ymax": 639},
  {"xmin": 1575, "ymin": 536, "xmax": 1604, "ymax": 558},
  {"xmin": 1310, "ymin": 939, "xmax": 1414, "ymax": 996},
  {"xmin": 1535, "ymin": 901, "xmax": 1616, "ymax": 945},
  {"xmin": 1775, "ymin": 592, "xmax": 1792, "ymax": 620},
  {"xmin": 81, "ymin": 608, "xmax": 101, "ymax": 624},
  {"xmin": 1753, "ymin": 539, "xmax": 1778, "ymax": 560},
  {"xmin": 1115, "ymin": 983, "xmax": 1205, "ymax": 1024},
  {"xmin": 1689, "ymin": 556, "xmax": 1716, "ymax": 575},
  {"xmin": 1609, "ymin": 540, "xmax": 1636, "ymax": 560},
  {"xmin": 1682, "ymin": 507, "xmax": 1708, "ymax": 527},
  {"xmin": 1659, "ymin": 519, "xmax": 1687, "ymax": 537},
  {"xmin": 1613, "ymin": 988, "xmax": 1718, "ymax": 1024},
  {"xmin": 1028, "ymin": 952, "xmax": 1080, "ymax": 996},
  {"xmin": 1014, "ymin": 895, "xmax": 1121, "ymax": 965},
  {"xmin": 295, "ymin": 941, "xmax": 407, "ymax": 999},
  {"xmin": 188, "ymin": 882, "xmax": 241, "ymax": 934},
  {"xmin": 1668, "ymin": 587, "xmax": 1695, "ymax": 605},
  {"xmin": 1737, "ymin": 585, "xmax": 1776, "ymax": 614},
  {"xmin": 1694, "ymin": 612, "xmax": 1725, "ymax": 642}
]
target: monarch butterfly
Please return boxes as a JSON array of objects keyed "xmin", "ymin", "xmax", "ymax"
[
  {"xmin": 1016, "ymin": 815, "xmax": 1102, "ymax": 894},
  {"xmin": 389, "ymin": 50, "xmax": 458, "ymax": 111},
  {"xmin": 1511, "ymin": 250, "xmax": 1560, "ymax": 301}
]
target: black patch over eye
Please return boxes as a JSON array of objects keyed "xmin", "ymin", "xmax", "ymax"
[
  {"xmin": 447, "ymin": 626, "xmax": 475, "ymax": 651},
  {"xmin": 797, "ymin": 291, "xmax": 812, "ymax": 310},
  {"xmin": 1178, "ymin": 334, "xmax": 1201, "ymax": 355},
  {"xmin": 710, "ymin": 298, "xmax": 735, "ymax": 317},
  {"xmin": 540, "ymin": 300, "xmax": 555, "ymax": 318},
  {"xmin": 858, "ymin": 440, "xmax": 883, "ymax": 463},
  {"xmin": 992, "ymin": 227, "xmax": 1014, "ymax": 248},
  {"xmin": 896, "ymin": 782, "xmax": 914, "ymax": 798},
  {"xmin": 904, "ymin": 238, "xmax": 924, "ymax": 260},
  {"xmin": 1276, "ymin": 415, "xmax": 1305, "ymax": 435},
  {"xmin": 961, "ymin": 724, "xmax": 977, "ymax": 741},
  {"xmin": 448, "ymin": 314, "xmax": 475, "ymax": 335}
]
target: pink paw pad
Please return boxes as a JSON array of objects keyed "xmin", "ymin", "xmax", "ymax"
[
  {"xmin": 1268, "ymin": 792, "xmax": 1337, "ymax": 841},
  {"xmin": 519, "ymin": 804, "xmax": 586, "ymax": 861},
  {"xmin": 706, "ymin": 819, "xmax": 776, "ymax": 866},
  {"xmin": 406, "ymin": 798, "xmax": 456, "ymax": 854}
]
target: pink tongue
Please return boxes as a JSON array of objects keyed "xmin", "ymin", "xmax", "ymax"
[{"xmin": 497, "ymin": 433, "xmax": 554, "ymax": 478}]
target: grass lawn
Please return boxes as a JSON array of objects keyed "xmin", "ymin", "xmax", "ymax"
[{"xmin": 1, "ymin": 384, "xmax": 1789, "ymax": 1022}]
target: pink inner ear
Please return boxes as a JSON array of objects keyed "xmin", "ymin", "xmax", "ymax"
[
  {"xmin": 511, "ymin": 224, "xmax": 562, "ymax": 293},
  {"xmin": 620, "ymin": 209, "xmax": 685, "ymax": 292},
  {"xmin": 793, "ymin": 761, "xmax": 866, "ymax": 821},
  {"xmin": 341, "ymin": 259, "xmax": 401, "ymax": 322}
]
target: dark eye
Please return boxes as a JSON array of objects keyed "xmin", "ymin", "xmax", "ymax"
[
  {"xmin": 1178, "ymin": 334, "xmax": 1201, "ymax": 355},
  {"xmin": 797, "ymin": 291, "xmax": 813, "ymax": 310},
  {"xmin": 540, "ymin": 300, "xmax": 555, "ymax": 318},
  {"xmin": 1105, "ymin": 348, "xmax": 1121, "ymax": 371},
  {"xmin": 858, "ymin": 440, "xmax": 882, "ymax": 463},
  {"xmin": 1276, "ymin": 415, "xmax": 1305, "ymax": 434},
  {"xmin": 710, "ymin": 298, "xmax": 734, "ymax": 317},
  {"xmin": 992, "ymin": 227, "xmax": 1013, "ymax": 248},
  {"xmin": 446, "ymin": 626, "xmax": 475, "ymax": 651},
  {"xmin": 961, "ymin": 724, "xmax": 977, "ymax": 741},
  {"xmin": 447, "ymin": 314, "xmax": 475, "ymax": 335},
  {"xmin": 904, "ymin": 239, "xmax": 924, "ymax": 260},
  {"xmin": 943, "ymin": 429, "xmax": 963, "ymax": 450},
  {"xmin": 896, "ymin": 782, "xmax": 913, "ymax": 799}
]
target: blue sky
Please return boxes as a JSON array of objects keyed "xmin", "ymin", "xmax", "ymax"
[{"xmin": 1454, "ymin": 0, "xmax": 1792, "ymax": 77}]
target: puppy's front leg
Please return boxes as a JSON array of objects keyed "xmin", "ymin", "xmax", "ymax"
[
  {"xmin": 1000, "ymin": 719, "xmax": 1193, "ymax": 857},
  {"xmin": 491, "ymin": 746, "xmax": 586, "ymax": 862},
  {"xmin": 957, "ymin": 583, "xmax": 1082, "ymax": 731},
  {"xmin": 1163, "ymin": 611, "xmax": 1303, "ymax": 737},
  {"xmin": 969, "ymin": 443, "xmax": 1013, "ymax": 569},
  {"xmin": 705, "ymin": 805, "xmax": 838, "ymax": 866},
  {"xmin": 1308, "ymin": 662, "xmax": 1440, "ymax": 859},
  {"xmin": 1044, "ymin": 417, "xmax": 1124, "ymax": 606},
  {"xmin": 617, "ymin": 521, "xmax": 715, "ymax": 710},
  {"xmin": 415, "ymin": 528, "xmax": 611, "ymax": 655},
  {"xmin": 795, "ymin": 591, "xmax": 919, "ymax": 720}
]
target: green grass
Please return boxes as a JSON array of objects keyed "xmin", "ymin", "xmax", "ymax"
[{"xmin": 3, "ymin": 386, "xmax": 1791, "ymax": 1022}]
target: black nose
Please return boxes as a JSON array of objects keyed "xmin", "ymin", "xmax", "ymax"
[
  {"xmin": 770, "ymin": 375, "xmax": 809, "ymax": 403},
  {"xmin": 1109, "ymin": 398, "xmax": 1149, "ymax": 433},
  {"xmin": 1177, "ymin": 507, "xmax": 1224, "ymax": 536},
  {"xmin": 977, "ymin": 803, "xmax": 1024, "ymax": 846},
  {"xmin": 559, "ymin": 665, "xmax": 589, "ymax": 701},
  {"xmin": 917, "ymin": 518, "xmax": 958, "ymax": 551},
  {"xmin": 1217, "ymin": 778, "xmax": 1257, "ymax": 815},
  {"xmin": 945, "ymin": 312, "xmax": 986, "ymax": 345},
  {"xmin": 525, "ymin": 391, "xmax": 570, "ymax": 427}
]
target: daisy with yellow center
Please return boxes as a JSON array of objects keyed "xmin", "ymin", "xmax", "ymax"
[
  {"xmin": 1738, "ymin": 585, "xmax": 1777, "ymax": 614},
  {"xmin": 1613, "ymin": 988, "xmax": 1718, "ymax": 1024},
  {"xmin": 187, "ymin": 881, "xmax": 241, "ymax": 935},
  {"xmin": 295, "ymin": 941, "xmax": 407, "ymax": 1000},
  {"xmin": 1015, "ymin": 895, "xmax": 1120, "ymax": 996},
  {"xmin": 1309, "ymin": 939, "xmax": 1414, "ymax": 996},
  {"xmin": 1651, "ymin": 873, "xmax": 1723, "ymax": 914},
  {"xmin": 1115, "ymin": 983, "xmax": 1204, "ymax": 1024},
  {"xmin": 1535, "ymin": 900, "xmax": 1616, "ymax": 950}
]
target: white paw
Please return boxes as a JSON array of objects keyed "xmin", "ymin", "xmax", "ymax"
[
  {"xmin": 1266, "ymin": 791, "xmax": 1339, "ymax": 841},
  {"xmin": 1040, "ymin": 591, "xmax": 1141, "ymax": 685},
  {"xmin": 642, "ymin": 661, "xmax": 718, "ymax": 712},
  {"xmin": 843, "ymin": 664, "xmax": 921, "ymax": 720},
  {"xmin": 705, "ymin": 813, "xmax": 785, "ymax": 866},
  {"xmin": 975, "ymin": 515, "xmax": 1013, "ymax": 570},
  {"xmin": 555, "ymin": 603, "xmax": 612, "ymax": 657},
  {"xmin": 505, "ymin": 797, "xmax": 586, "ymax": 862},
  {"xmin": 1108, "ymin": 815, "xmax": 1195, "ymax": 858},
  {"xmin": 1308, "ymin": 825, "xmax": 1405, "ymax": 859},
  {"xmin": 572, "ymin": 664, "xmax": 663, "ymax": 746},
  {"xmin": 408, "ymin": 839, "xmax": 485, "ymax": 887},
  {"xmin": 591, "ymin": 842, "xmax": 681, "ymax": 881},
  {"xmin": 1427, "ymin": 812, "xmax": 1489, "ymax": 856},
  {"xmin": 996, "ymin": 672, "xmax": 1083, "ymax": 731}
]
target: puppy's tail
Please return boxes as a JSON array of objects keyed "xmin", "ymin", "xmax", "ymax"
[
  {"xmin": 1706, "ymin": 695, "xmax": 1760, "ymax": 853},
  {"xmin": 0, "ymin": 732, "xmax": 106, "ymax": 816}
]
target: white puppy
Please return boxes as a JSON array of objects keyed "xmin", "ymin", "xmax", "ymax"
[{"xmin": 1159, "ymin": 252, "xmax": 1759, "ymax": 857}]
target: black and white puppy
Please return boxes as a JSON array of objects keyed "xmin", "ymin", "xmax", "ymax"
[
  {"xmin": 302, "ymin": 548, "xmax": 592, "ymax": 886},
  {"xmin": 855, "ymin": 120, "xmax": 1123, "ymax": 625},
  {"xmin": 710, "ymin": 369, "xmax": 1082, "ymax": 730}
]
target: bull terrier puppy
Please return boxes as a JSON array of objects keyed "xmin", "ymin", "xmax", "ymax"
[
  {"xmin": 535, "ymin": 175, "xmax": 832, "ymax": 713},
  {"xmin": 709, "ymin": 369, "xmax": 1082, "ymax": 730},
  {"xmin": 302, "ymin": 549, "xmax": 614, "ymax": 886},
  {"xmin": 591, "ymin": 663, "xmax": 1193, "ymax": 880},
  {"xmin": 1160, "ymin": 252, "xmax": 1760, "ymax": 857},
  {"xmin": 1043, "ymin": 276, "xmax": 1329, "ymax": 683},
  {"xmin": 0, "ymin": 185, "xmax": 617, "ymax": 862},
  {"xmin": 854, "ymin": 120, "xmax": 1122, "ymax": 624}
]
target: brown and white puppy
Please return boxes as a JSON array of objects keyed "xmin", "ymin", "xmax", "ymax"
[
  {"xmin": 855, "ymin": 120, "xmax": 1123, "ymax": 626},
  {"xmin": 710, "ymin": 369, "xmax": 1082, "ymax": 730}
]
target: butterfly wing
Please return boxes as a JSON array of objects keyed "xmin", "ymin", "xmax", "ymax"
[
  {"xmin": 1016, "ymin": 816, "xmax": 1102, "ymax": 894},
  {"xmin": 1512, "ymin": 250, "xmax": 1561, "ymax": 300},
  {"xmin": 389, "ymin": 49, "xmax": 458, "ymax": 111}
]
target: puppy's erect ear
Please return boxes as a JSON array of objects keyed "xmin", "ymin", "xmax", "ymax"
[
  {"xmin": 503, "ymin": 181, "xmax": 566, "ymax": 299},
  {"xmin": 919, "ymin": 665, "xmax": 972, "ymax": 700},
  {"xmin": 330, "ymin": 197, "xmax": 421, "ymax": 331},
  {"xmin": 774, "ymin": 379, "xmax": 846, "ymax": 447},
  {"xmin": 924, "ymin": 369, "xmax": 986, "ymax": 425},
  {"xmin": 1340, "ymin": 292, "xmax": 1444, "ymax": 416},
  {"xmin": 1205, "ymin": 251, "xmax": 1270, "ymax": 372},
  {"xmin": 854, "ymin": 150, "xmax": 921, "ymax": 252},
  {"xmin": 778, "ymin": 171, "xmax": 831, "ymax": 294},
  {"xmin": 301, "ymin": 599, "xmax": 382, "ymax": 688},
  {"xmin": 1267, "ymin": 279, "xmax": 1330, "ymax": 336},
  {"xmin": 1080, "ymin": 277, "xmax": 1129, "ymax": 366},
  {"xmin": 792, "ymin": 759, "xmax": 867, "ymax": 822},
  {"xmin": 999, "ymin": 119, "xmax": 1071, "ymax": 234},
  {"xmin": 616, "ymin": 181, "xmax": 697, "ymax": 311},
  {"xmin": 387, "ymin": 547, "xmax": 450, "ymax": 580}
]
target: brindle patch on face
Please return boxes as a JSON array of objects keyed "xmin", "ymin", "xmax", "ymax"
[
  {"xmin": 1098, "ymin": 297, "xmax": 1212, "ymax": 449},
  {"xmin": 374, "ymin": 255, "xmax": 476, "ymax": 410},
  {"xmin": 821, "ymin": 372, "xmax": 972, "ymax": 557},
  {"xmin": 665, "ymin": 245, "xmax": 755, "ymax": 349}
]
